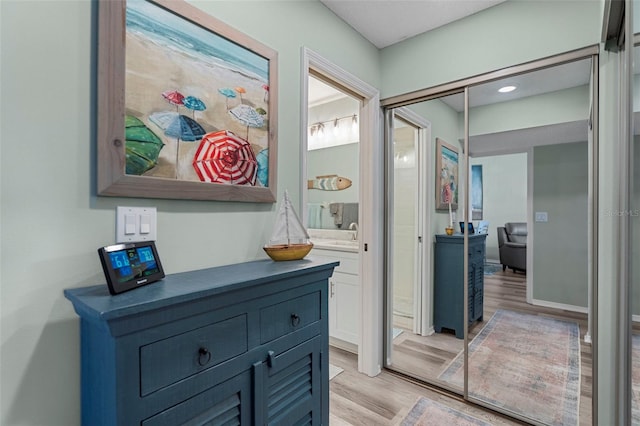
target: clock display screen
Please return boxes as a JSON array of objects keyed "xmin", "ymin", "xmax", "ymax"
[
  {"xmin": 98, "ymin": 241, "xmax": 164, "ymax": 295},
  {"xmin": 108, "ymin": 246, "xmax": 160, "ymax": 283}
]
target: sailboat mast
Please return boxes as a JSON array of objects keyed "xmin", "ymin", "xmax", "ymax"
[{"xmin": 285, "ymin": 192, "xmax": 291, "ymax": 246}]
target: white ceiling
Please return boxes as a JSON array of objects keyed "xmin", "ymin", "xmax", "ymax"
[
  {"xmin": 310, "ymin": 1, "xmax": 593, "ymax": 109},
  {"xmin": 308, "ymin": 77, "xmax": 350, "ymax": 108},
  {"xmin": 320, "ymin": 0, "xmax": 506, "ymax": 49}
]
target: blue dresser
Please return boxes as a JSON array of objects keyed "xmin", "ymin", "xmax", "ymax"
[
  {"xmin": 433, "ymin": 234, "xmax": 486, "ymax": 339},
  {"xmin": 65, "ymin": 258, "xmax": 337, "ymax": 426}
]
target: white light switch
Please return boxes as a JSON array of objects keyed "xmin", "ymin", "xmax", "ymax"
[
  {"xmin": 125, "ymin": 214, "xmax": 136, "ymax": 235},
  {"xmin": 116, "ymin": 206, "xmax": 157, "ymax": 243},
  {"xmin": 535, "ymin": 211, "xmax": 548, "ymax": 222},
  {"xmin": 140, "ymin": 215, "xmax": 151, "ymax": 234}
]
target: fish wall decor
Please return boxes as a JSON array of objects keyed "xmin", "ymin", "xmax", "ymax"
[{"xmin": 307, "ymin": 175, "xmax": 352, "ymax": 191}]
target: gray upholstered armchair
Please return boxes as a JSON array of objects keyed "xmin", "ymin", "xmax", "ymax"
[{"xmin": 497, "ymin": 222, "xmax": 527, "ymax": 272}]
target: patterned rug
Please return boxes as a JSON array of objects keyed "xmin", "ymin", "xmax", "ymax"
[
  {"xmin": 400, "ymin": 397, "xmax": 491, "ymax": 426},
  {"xmin": 483, "ymin": 263, "xmax": 502, "ymax": 276},
  {"xmin": 329, "ymin": 363, "xmax": 344, "ymax": 381},
  {"xmin": 439, "ymin": 309, "xmax": 581, "ymax": 426}
]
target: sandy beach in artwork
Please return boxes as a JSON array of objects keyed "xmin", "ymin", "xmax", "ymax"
[{"xmin": 125, "ymin": 31, "xmax": 270, "ymax": 182}]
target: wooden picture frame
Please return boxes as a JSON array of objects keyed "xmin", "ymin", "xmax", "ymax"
[
  {"xmin": 435, "ymin": 138, "xmax": 458, "ymax": 210},
  {"xmin": 97, "ymin": 0, "xmax": 278, "ymax": 202}
]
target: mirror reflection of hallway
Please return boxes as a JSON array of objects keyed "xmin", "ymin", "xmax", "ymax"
[
  {"xmin": 386, "ymin": 93, "xmax": 466, "ymax": 395},
  {"xmin": 384, "ymin": 56, "xmax": 595, "ymax": 426}
]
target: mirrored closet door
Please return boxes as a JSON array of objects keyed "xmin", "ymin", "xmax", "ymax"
[
  {"xmin": 383, "ymin": 50, "xmax": 598, "ymax": 426},
  {"xmin": 465, "ymin": 58, "xmax": 594, "ymax": 426},
  {"xmin": 385, "ymin": 93, "xmax": 466, "ymax": 394}
]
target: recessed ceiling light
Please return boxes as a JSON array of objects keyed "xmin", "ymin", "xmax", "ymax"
[{"xmin": 498, "ymin": 85, "xmax": 517, "ymax": 93}]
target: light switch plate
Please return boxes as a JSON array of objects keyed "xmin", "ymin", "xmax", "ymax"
[
  {"xmin": 116, "ymin": 206, "xmax": 157, "ymax": 243},
  {"xmin": 535, "ymin": 211, "xmax": 548, "ymax": 222}
]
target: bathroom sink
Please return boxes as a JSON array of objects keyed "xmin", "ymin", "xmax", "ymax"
[
  {"xmin": 330, "ymin": 240, "xmax": 358, "ymax": 246},
  {"xmin": 310, "ymin": 238, "xmax": 358, "ymax": 252}
]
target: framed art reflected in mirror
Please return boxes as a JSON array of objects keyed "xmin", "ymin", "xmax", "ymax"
[{"xmin": 435, "ymin": 138, "xmax": 458, "ymax": 210}]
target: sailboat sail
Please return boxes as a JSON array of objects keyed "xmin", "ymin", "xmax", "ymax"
[{"xmin": 268, "ymin": 190, "xmax": 310, "ymax": 246}]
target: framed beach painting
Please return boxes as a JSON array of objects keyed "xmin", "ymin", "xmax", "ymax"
[
  {"xmin": 97, "ymin": 0, "xmax": 278, "ymax": 202},
  {"xmin": 435, "ymin": 138, "xmax": 458, "ymax": 210}
]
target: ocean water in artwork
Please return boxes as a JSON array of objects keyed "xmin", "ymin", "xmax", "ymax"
[{"xmin": 126, "ymin": 0, "xmax": 268, "ymax": 82}]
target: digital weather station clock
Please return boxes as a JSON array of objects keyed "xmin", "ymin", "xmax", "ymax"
[{"xmin": 98, "ymin": 241, "xmax": 165, "ymax": 295}]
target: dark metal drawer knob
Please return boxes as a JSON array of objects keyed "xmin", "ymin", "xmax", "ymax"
[
  {"xmin": 291, "ymin": 313, "xmax": 301, "ymax": 327},
  {"xmin": 198, "ymin": 347, "xmax": 212, "ymax": 366}
]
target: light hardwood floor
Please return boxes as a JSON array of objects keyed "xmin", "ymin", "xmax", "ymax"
[
  {"xmin": 329, "ymin": 346, "xmax": 524, "ymax": 425},
  {"xmin": 329, "ymin": 267, "xmax": 592, "ymax": 425}
]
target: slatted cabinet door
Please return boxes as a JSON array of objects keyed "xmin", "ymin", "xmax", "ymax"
[
  {"xmin": 253, "ymin": 337, "xmax": 323, "ymax": 426},
  {"xmin": 142, "ymin": 371, "xmax": 252, "ymax": 425}
]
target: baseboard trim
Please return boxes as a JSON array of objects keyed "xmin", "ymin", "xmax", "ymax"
[
  {"xmin": 329, "ymin": 337, "xmax": 358, "ymax": 354},
  {"xmin": 421, "ymin": 326, "xmax": 435, "ymax": 337},
  {"xmin": 530, "ymin": 298, "xmax": 588, "ymax": 314}
]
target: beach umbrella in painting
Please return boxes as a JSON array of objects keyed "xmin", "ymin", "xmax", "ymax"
[
  {"xmin": 229, "ymin": 104, "xmax": 264, "ymax": 142},
  {"xmin": 149, "ymin": 111, "xmax": 178, "ymax": 131},
  {"xmin": 183, "ymin": 95, "xmax": 206, "ymax": 119},
  {"xmin": 162, "ymin": 90, "xmax": 185, "ymax": 112},
  {"xmin": 124, "ymin": 115, "xmax": 164, "ymax": 175},
  {"xmin": 163, "ymin": 114, "xmax": 206, "ymax": 179},
  {"xmin": 262, "ymin": 84, "xmax": 269, "ymax": 102},
  {"xmin": 235, "ymin": 86, "xmax": 246, "ymax": 104},
  {"xmin": 165, "ymin": 114, "xmax": 206, "ymax": 142},
  {"xmin": 192, "ymin": 130, "xmax": 258, "ymax": 185},
  {"xmin": 218, "ymin": 88, "xmax": 237, "ymax": 110}
]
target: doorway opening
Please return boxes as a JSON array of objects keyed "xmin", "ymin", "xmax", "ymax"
[{"xmin": 301, "ymin": 48, "xmax": 382, "ymax": 376}]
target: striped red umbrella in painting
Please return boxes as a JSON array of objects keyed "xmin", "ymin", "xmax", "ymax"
[{"xmin": 192, "ymin": 130, "xmax": 257, "ymax": 185}]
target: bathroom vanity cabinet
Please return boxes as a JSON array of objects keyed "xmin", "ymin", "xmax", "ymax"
[
  {"xmin": 65, "ymin": 259, "xmax": 337, "ymax": 425},
  {"xmin": 310, "ymin": 249, "xmax": 360, "ymax": 352}
]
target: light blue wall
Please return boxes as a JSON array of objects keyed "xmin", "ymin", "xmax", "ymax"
[
  {"xmin": 380, "ymin": 1, "xmax": 601, "ymax": 98},
  {"xmin": 406, "ymin": 98, "xmax": 464, "ymax": 236},
  {"xmin": 470, "ymin": 153, "xmax": 527, "ymax": 262},
  {"xmin": 307, "ymin": 143, "xmax": 360, "ymax": 228},
  {"xmin": 469, "ymin": 85, "xmax": 590, "ymax": 136},
  {"xmin": 0, "ymin": 1, "xmax": 379, "ymax": 424},
  {"xmin": 307, "ymin": 96, "xmax": 360, "ymax": 228},
  {"xmin": 533, "ymin": 142, "xmax": 589, "ymax": 307}
]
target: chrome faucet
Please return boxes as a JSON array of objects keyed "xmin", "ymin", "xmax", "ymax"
[{"xmin": 349, "ymin": 222, "xmax": 358, "ymax": 240}]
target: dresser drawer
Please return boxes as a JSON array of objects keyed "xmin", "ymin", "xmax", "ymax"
[
  {"xmin": 260, "ymin": 291, "xmax": 321, "ymax": 343},
  {"xmin": 140, "ymin": 314, "xmax": 248, "ymax": 396}
]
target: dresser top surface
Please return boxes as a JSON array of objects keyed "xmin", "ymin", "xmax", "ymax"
[
  {"xmin": 65, "ymin": 258, "xmax": 337, "ymax": 322},
  {"xmin": 435, "ymin": 233, "xmax": 487, "ymax": 242}
]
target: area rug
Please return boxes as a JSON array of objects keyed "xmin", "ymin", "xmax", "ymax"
[
  {"xmin": 400, "ymin": 397, "xmax": 491, "ymax": 426},
  {"xmin": 329, "ymin": 363, "xmax": 344, "ymax": 380},
  {"xmin": 483, "ymin": 262, "xmax": 502, "ymax": 276},
  {"xmin": 393, "ymin": 327, "xmax": 403, "ymax": 339},
  {"xmin": 632, "ymin": 334, "xmax": 640, "ymax": 424},
  {"xmin": 438, "ymin": 309, "xmax": 581, "ymax": 426}
]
